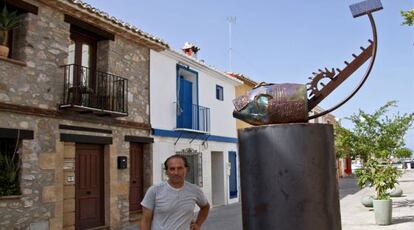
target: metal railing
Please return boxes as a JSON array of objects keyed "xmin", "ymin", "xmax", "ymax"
[
  {"xmin": 61, "ymin": 64, "xmax": 128, "ymax": 115},
  {"xmin": 176, "ymin": 103, "xmax": 210, "ymax": 133}
]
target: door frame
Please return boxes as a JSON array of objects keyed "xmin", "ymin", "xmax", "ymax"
[{"xmin": 176, "ymin": 65, "xmax": 199, "ymax": 130}]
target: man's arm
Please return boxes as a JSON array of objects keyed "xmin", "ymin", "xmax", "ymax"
[
  {"xmin": 140, "ymin": 207, "xmax": 153, "ymax": 230},
  {"xmin": 191, "ymin": 203, "xmax": 210, "ymax": 230}
]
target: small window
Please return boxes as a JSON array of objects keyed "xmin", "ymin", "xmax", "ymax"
[
  {"xmin": 216, "ymin": 85, "xmax": 224, "ymax": 101},
  {"xmin": 0, "ymin": 7, "xmax": 22, "ymax": 59},
  {"xmin": 0, "ymin": 1, "xmax": 38, "ymax": 60},
  {"xmin": 0, "ymin": 138, "xmax": 21, "ymax": 196}
]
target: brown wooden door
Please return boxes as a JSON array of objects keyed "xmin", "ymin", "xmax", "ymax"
[
  {"xmin": 75, "ymin": 144, "xmax": 104, "ymax": 229},
  {"xmin": 129, "ymin": 143, "xmax": 144, "ymax": 212}
]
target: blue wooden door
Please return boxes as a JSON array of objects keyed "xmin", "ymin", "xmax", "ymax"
[
  {"xmin": 229, "ymin": 151, "xmax": 238, "ymax": 198},
  {"xmin": 178, "ymin": 77, "xmax": 193, "ymax": 129}
]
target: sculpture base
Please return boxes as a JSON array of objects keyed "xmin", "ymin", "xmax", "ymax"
[{"xmin": 238, "ymin": 123, "xmax": 341, "ymax": 230}]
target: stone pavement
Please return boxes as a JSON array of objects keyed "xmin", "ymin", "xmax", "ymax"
[
  {"xmin": 340, "ymin": 170, "xmax": 414, "ymax": 230},
  {"xmin": 202, "ymin": 170, "xmax": 414, "ymax": 230}
]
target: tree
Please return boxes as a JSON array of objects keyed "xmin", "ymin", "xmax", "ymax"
[
  {"xmin": 335, "ymin": 101, "xmax": 414, "ymax": 162},
  {"xmin": 335, "ymin": 101, "xmax": 413, "ymax": 200},
  {"xmin": 401, "ymin": 9, "xmax": 414, "ymax": 26}
]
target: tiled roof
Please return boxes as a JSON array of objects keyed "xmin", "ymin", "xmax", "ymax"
[
  {"xmin": 66, "ymin": 0, "xmax": 169, "ymax": 48},
  {"xmin": 226, "ymin": 72, "xmax": 258, "ymax": 87},
  {"xmin": 59, "ymin": 0, "xmax": 241, "ymax": 84},
  {"xmin": 165, "ymin": 49, "xmax": 242, "ymax": 85}
]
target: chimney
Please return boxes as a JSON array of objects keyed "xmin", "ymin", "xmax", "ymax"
[{"xmin": 182, "ymin": 42, "xmax": 200, "ymax": 59}]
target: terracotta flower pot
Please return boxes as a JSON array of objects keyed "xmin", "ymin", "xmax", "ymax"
[{"xmin": 0, "ymin": 45, "xmax": 9, "ymax": 57}]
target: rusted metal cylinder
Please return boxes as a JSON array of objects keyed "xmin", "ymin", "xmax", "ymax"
[{"xmin": 238, "ymin": 123, "xmax": 341, "ymax": 230}]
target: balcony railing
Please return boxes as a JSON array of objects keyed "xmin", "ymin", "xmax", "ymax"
[
  {"xmin": 176, "ymin": 103, "xmax": 210, "ymax": 133},
  {"xmin": 60, "ymin": 64, "xmax": 128, "ymax": 116}
]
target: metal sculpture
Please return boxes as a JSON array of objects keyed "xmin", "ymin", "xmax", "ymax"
[{"xmin": 233, "ymin": 0, "xmax": 383, "ymax": 125}]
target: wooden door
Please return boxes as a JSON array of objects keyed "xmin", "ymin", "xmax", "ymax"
[
  {"xmin": 75, "ymin": 144, "xmax": 104, "ymax": 229},
  {"xmin": 129, "ymin": 143, "xmax": 144, "ymax": 212}
]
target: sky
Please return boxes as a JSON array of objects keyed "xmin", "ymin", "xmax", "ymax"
[{"xmin": 83, "ymin": 0, "xmax": 414, "ymax": 151}]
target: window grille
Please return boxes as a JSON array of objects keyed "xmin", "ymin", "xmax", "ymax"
[{"xmin": 176, "ymin": 148, "xmax": 203, "ymax": 187}]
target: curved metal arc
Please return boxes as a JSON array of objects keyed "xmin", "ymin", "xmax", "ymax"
[{"xmin": 309, "ymin": 13, "xmax": 378, "ymax": 120}]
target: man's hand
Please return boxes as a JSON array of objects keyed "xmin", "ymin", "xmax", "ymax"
[{"xmin": 191, "ymin": 202, "xmax": 210, "ymax": 230}]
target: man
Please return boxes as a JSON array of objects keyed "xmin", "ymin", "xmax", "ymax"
[{"xmin": 140, "ymin": 154, "xmax": 210, "ymax": 230}]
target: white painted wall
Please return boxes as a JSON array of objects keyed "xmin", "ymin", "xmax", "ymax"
[
  {"xmin": 198, "ymin": 71, "xmax": 238, "ymax": 138},
  {"xmin": 150, "ymin": 51, "xmax": 177, "ymax": 130},
  {"xmin": 150, "ymin": 50, "xmax": 240, "ymax": 138},
  {"xmin": 151, "ymin": 136, "xmax": 239, "ymax": 205},
  {"xmin": 150, "ymin": 49, "xmax": 241, "ymax": 206}
]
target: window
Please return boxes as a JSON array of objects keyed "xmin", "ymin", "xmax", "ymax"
[
  {"xmin": 0, "ymin": 0, "xmax": 38, "ymax": 59},
  {"xmin": 176, "ymin": 148, "xmax": 203, "ymax": 187},
  {"xmin": 0, "ymin": 8, "xmax": 21, "ymax": 59},
  {"xmin": 0, "ymin": 128, "xmax": 33, "ymax": 196},
  {"xmin": 0, "ymin": 138, "xmax": 21, "ymax": 196},
  {"xmin": 216, "ymin": 85, "xmax": 224, "ymax": 101},
  {"xmin": 62, "ymin": 15, "xmax": 117, "ymax": 110},
  {"xmin": 67, "ymin": 25, "xmax": 97, "ymax": 93}
]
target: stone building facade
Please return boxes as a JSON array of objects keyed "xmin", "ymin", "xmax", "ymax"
[{"xmin": 0, "ymin": 0, "xmax": 167, "ymax": 229}]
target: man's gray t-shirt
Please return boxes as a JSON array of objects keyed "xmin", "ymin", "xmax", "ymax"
[{"xmin": 141, "ymin": 181, "xmax": 208, "ymax": 230}]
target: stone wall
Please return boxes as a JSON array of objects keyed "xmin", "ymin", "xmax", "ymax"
[
  {"xmin": 0, "ymin": 112, "xmax": 59, "ymax": 230},
  {"xmin": 0, "ymin": 6, "xmax": 69, "ymax": 109},
  {"xmin": 0, "ymin": 112, "xmax": 152, "ymax": 229},
  {"xmin": 0, "ymin": 3, "xmax": 150, "ymax": 124},
  {"xmin": 106, "ymin": 37, "xmax": 150, "ymax": 124},
  {"xmin": 0, "ymin": 1, "xmax": 154, "ymax": 229}
]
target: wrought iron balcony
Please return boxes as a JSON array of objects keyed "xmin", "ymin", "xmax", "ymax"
[
  {"xmin": 60, "ymin": 64, "xmax": 128, "ymax": 116},
  {"xmin": 175, "ymin": 103, "xmax": 210, "ymax": 133}
]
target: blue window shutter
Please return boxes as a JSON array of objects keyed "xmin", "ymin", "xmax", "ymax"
[{"xmin": 229, "ymin": 151, "xmax": 237, "ymax": 198}]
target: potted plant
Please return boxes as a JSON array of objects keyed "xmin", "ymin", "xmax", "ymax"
[
  {"xmin": 355, "ymin": 158, "xmax": 401, "ymax": 225},
  {"xmin": 335, "ymin": 101, "xmax": 414, "ymax": 225},
  {"xmin": 0, "ymin": 6, "xmax": 20, "ymax": 57}
]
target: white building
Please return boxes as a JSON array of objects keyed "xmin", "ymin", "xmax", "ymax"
[{"xmin": 150, "ymin": 43, "xmax": 242, "ymax": 206}]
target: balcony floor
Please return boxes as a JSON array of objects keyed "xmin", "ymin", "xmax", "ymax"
[{"xmin": 59, "ymin": 104, "xmax": 127, "ymax": 117}]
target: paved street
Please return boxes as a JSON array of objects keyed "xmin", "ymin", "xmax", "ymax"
[
  {"xmin": 340, "ymin": 170, "xmax": 414, "ymax": 230},
  {"xmin": 202, "ymin": 171, "xmax": 414, "ymax": 230}
]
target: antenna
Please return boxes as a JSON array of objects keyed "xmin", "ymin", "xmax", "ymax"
[{"xmin": 227, "ymin": 16, "xmax": 236, "ymax": 71}]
